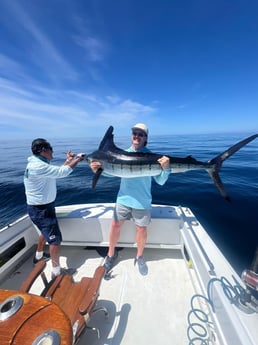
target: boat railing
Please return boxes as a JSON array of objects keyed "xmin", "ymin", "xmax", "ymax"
[{"xmin": 179, "ymin": 206, "xmax": 216, "ymax": 276}]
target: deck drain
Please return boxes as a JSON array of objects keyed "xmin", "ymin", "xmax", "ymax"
[
  {"xmin": 0, "ymin": 295, "xmax": 24, "ymax": 320},
  {"xmin": 32, "ymin": 330, "xmax": 60, "ymax": 345}
]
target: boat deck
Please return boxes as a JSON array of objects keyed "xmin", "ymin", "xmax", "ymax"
[{"xmin": 0, "ymin": 245, "xmax": 196, "ymax": 345}]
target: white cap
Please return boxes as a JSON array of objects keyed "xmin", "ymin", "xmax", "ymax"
[{"xmin": 131, "ymin": 123, "xmax": 148, "ymax": 136}]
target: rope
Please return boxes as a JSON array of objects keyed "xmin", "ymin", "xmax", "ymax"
[{"xmin": 187, "ymin": 275, "xmax": 245, "ymax": 344}]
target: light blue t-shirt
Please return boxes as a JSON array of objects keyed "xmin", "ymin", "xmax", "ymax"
[
  {"xmin": 116, "ymin": 147, "xmax": 170, "ymax": 209},
  {"xmin": 24, "ymin": 155, "xmax": 73, "ymax": 205}
]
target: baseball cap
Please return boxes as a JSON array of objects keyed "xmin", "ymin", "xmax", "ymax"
[{"xmin": 131, "ymin": 123, "xmax": 148, "ymax": 136}]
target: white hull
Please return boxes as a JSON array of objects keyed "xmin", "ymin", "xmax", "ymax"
[{"xmin": 0, "ymin": 203, "xmax": 257, "ymax": 345}]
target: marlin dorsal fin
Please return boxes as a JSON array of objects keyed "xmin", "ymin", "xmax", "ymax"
[{"xmin": 98, "ymin": 126, "xmax": 116, "ymax": 151}]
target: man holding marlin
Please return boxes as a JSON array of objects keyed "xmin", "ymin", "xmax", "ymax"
[{"xmin": 90, "ymin": 123, "xmax": 170, "ymax": 276}]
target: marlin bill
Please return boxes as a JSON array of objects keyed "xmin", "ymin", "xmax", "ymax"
[{"xmin": 85, "ymin": 126, "xmax": 258, "ymax": 201}]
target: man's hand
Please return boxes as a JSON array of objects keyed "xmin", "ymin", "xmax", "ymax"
[
  {"xmin": 64, "ymin": 152, "xmax": 85, "ymax": 167},
  {"xmin": 66, "ymin": 150, "xmax": 75, "ymax": 162},
  {"xmin": 157, "ymin": 156, "xmax": 170, "ymax": 169}
]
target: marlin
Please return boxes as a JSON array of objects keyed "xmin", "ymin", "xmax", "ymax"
[{"xmin": 85, "ymin": 126, "xmax": 258, "ymax": 201}]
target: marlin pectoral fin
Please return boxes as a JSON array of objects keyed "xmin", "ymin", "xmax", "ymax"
[{"xmin": 92, "ymin": 167, "xmax": 103, "ymax": 190}]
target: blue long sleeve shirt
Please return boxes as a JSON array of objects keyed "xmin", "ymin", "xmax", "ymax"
[
  {"xmin": 115, "ymin": 146, "xmax": 170, "ymax": 209},
  {"xmin": 24, "ymin": 155, "xmax": 73, "ymax": 205}
]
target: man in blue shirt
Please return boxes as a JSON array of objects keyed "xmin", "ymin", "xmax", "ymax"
[
  {"xmin": 90, "ymin": 124, "xmax": 170, "ymax": 275},
  {"xmin": 24, "ymin": 138, "xmax": 84, "ymax": 278}
]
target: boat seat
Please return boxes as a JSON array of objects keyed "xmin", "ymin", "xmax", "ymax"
[
  {"xmin": 19, "ymin": 260, "xmax": 48, "ymax": 294},
  {"xmin": 19, "ymin": 261, "xmax": 108, "ymax": 343}
]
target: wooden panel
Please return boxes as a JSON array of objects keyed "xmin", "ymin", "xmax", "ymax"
[{"xmin": 0, "ymin": 290, "xmax": 73, "ymax": 345}]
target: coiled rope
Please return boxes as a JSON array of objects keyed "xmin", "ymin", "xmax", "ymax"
[{"xmin": 187, "ymin": 275, "xmax": 245, "ymax": 344}]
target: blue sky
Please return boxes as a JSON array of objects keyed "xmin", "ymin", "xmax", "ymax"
[{"xmin": 0, "ymin": 0, "xmax": 258, "ymax": 140}]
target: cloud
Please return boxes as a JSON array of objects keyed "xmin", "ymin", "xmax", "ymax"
[
  {"xmin": 1, "ymin": 1, "xmax": 78, "ymax": 82},
  {"xmin": 176, "ymin": 104, "xmax": 188, "ymax": 109},
  {"xmin": 0, "ymin": 78, "xmax": 157, "ymax": 138},
  {"xmin": 0, "ymin": 2, "xmax": 157, "ymax": 139},
  {"xmin": 74, "ymin": 36, "xmax": 108, "ymax": 62},
  {"xmin": 0, "ymin": 54, "xmax": 28, "ymax": 81},
  {"xmin": 70, "ymin": 11, "xmax": 109, "ymax": 62},
  {"xmin": 98, "ymin": 99, "xmax": 156, "ymax": 127}
]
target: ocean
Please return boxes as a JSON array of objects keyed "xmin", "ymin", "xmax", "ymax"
[{"xmin": 0, "ymin": 131, "xmax": 257, "ymax": 275}]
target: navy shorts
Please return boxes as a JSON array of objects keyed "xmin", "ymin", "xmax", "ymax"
[{"xmin": 27, "ymin": 202, "xmax": 62, "ymax": 245}]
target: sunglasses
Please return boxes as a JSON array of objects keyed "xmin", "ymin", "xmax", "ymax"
[
  {"xmin": 132, "ymin": 131, "xmax": 145, "ymax": 138},
  {"xmin": 42, "ymin": 145, "xmax": 53, "ymax": 152}
]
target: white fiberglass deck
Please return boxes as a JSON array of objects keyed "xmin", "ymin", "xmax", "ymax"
[{"xmin": 0, "ymin": 245, "xmax": 196, "ymax": 345}]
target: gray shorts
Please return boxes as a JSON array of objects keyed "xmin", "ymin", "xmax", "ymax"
[{"xmin": 113, "ymin": 203, "xmax": 151, "ymax": 227}]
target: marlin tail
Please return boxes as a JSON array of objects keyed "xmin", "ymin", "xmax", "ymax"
[{"xmin": 85, "ymin": 126, "xmax": 258, "ymax": 201}]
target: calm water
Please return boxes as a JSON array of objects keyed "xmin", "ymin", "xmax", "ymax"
[{"xmin": 0, "ymin": 132, "xmax": 257, "ymax": 275}]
